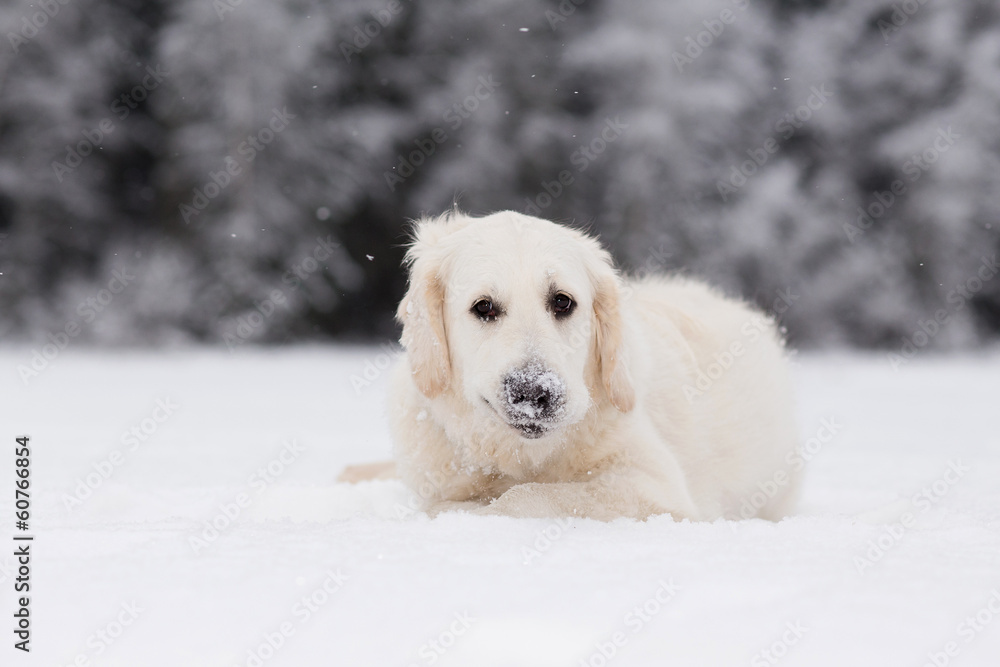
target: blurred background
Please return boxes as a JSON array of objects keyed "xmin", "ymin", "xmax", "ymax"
[{"xmin": 1, "ymin": 0, "xmax": 998, "ymax": 351}]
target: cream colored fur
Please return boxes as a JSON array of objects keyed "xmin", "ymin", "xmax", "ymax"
[{"xmin": 372, "ymin": 210, "xmax": 799, "ymax": 521}]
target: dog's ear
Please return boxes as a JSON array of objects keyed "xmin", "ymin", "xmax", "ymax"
[
  {"xmin": 396, "ymin": 213, "xmax": 469, "ymax": 398},
  {"xmin": 397, "ymin": 268, "xmax": 449, "ymax": 398},
  {"xmin": 590, "ymin": 255, "xmax": 636, "ymax": 413}
]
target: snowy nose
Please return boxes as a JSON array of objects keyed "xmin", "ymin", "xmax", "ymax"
[{"xmin": 502, "ymin": 364, "xmax": 565, "ymax": 421}]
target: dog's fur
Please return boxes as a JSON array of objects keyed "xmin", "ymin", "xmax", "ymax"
[{"xmin": 346, "ymin": 210, "xmax": 800, "ymax": 521}]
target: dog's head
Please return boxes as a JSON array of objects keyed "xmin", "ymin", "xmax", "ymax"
[{"xmin": 397, "ymin": 211, "xmax": 634, "ymax": 442}]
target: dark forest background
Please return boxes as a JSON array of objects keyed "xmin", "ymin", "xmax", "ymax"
[{"xmin": 1, "ymin": 0, "xmax": 998, "ymax": 350}]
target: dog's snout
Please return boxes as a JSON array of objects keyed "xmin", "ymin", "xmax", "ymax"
[
  {"xmin": 502, "ymin": 364, "xmax": 566, "ymax": 421},
  {"xmin": 507, "ymin": 378, "xmax": 553, "ymax": 412}
]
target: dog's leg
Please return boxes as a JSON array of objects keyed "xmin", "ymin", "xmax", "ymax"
[
  {"xmin": 479, "ymin": 470, "xmax": 698, "ymax": 521},
  {"xmin": 480, "ymin": 418, "xmax": 702, "ymax": 520},
  {"xmin": 755, "ymin": 469, "xmax": 802, "ymax": 520},
  {"xmin": 425, "ymin": 499, "xmax": 490, "ymax": 517},
  {"xmin": 337, "ymin": 460, "xmax": 398, "ymax": 483}
]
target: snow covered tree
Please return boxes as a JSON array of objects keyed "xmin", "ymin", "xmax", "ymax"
[{"xmin": 0, "ymin": 0, "xmax": 997, "ymax": 349}]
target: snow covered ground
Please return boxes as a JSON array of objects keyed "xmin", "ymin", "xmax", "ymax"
[{"xmin": 2, "ymin": 346, "xmax": 999, "ymax": 666}]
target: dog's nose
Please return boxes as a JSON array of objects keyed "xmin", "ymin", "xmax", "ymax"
[{"xmin": 502, "ymin": 364, "xmax": 565, "ymax": 420}]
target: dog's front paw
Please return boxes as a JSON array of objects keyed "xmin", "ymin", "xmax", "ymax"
[
  {"xmin": 424, "ymin": 499, "xmax": 489, "ymax": 517},
  {"xmin": 337, "ymin": 461, "xmax": 397, "ymax": 483},
  {"xmin": 477, "ymin": 483, "xmax": 568, "ymax": 519}
]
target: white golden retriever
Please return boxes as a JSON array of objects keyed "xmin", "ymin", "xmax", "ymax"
[{"xmin": 342, "ymin": 210, "xmax": 800, "ymax": 521}]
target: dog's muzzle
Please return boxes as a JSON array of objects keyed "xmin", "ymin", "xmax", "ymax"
[{"xmin": 501, "ymin": 362, "xmax": 566, "ymax": 438}]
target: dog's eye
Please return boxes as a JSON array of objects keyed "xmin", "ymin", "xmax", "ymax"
[
  {"xmin": 552, "ymin": 292, "xmax": 574, "ymax": 317},
  {"xmin": 472, "ymin": 299, "xmax": 498, "ymax": 322}
]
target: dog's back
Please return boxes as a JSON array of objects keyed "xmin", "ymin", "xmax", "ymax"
[{"xmin": 623, "ymin": 276, "xmax": 800, "ymax": 520}]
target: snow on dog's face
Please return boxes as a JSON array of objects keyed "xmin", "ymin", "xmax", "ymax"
[{"xmin": 397, "ymin": 211, "xmax": 634, "ymax": 443}]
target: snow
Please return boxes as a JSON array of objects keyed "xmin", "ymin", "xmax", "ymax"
[{"xmin": 2, "ymin": 347, "xmax": 1000, "ymax": 666}]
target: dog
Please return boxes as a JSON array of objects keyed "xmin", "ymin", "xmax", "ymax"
[{"xmin": 340, "ymin": 210, "xmax": 800, "ymax": 521}]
